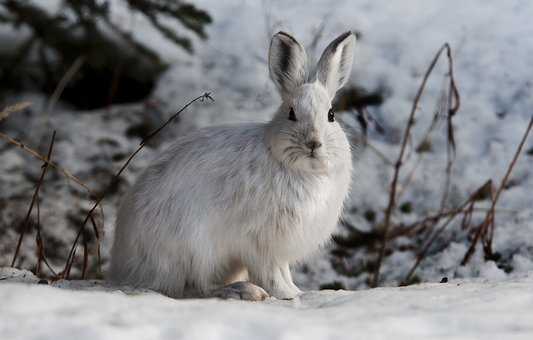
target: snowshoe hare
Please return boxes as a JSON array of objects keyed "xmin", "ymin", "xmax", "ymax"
[{"xmin": 110, "ymin": 31, "xmax": 357, "ymax": 300}]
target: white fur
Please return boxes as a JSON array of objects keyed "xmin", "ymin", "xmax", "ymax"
[{"xmin": 109, "ymin": 31, "xmax": 358, "ymax": 299}]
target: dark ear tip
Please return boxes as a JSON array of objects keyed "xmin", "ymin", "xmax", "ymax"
[
  {"xmin": 274, "ymin": 31, "xmax": 299, "ymax": 44},
  {"xmin": 339, "ymin": 31, "xmax": 355, "ymax": 41},
  {"xmin": 275, "ymin": 31, "xmax": 291, "ymax": 37}
]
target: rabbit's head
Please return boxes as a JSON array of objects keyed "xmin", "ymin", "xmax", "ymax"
[{"xmin": 266, "ymin": 31, "xmax": 356, "ymax": 173}]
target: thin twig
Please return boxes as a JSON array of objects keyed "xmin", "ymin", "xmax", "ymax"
[
  {"xmin": 107, "ymin": 61, "xmax": 124, "ymax": 108},
  {"xmin": 11, "ymin": 131, "xmax": 56, "ymax": 267},
  {"xmin": 35, "ymin": 190, "xmax": 42, "ymax": 275},
  {"xmin": 44, "ymin": 56, "xmax": 85, "ymax": 120},
  {"xmin": 142, "ymin": 93, "xmax": 214, "ymax": 143},
  {"xmin": 61, "ymin": 92, "xmax": 214, "ymax": 278},
  {"xmin": 33, "ymin": 192, "xmax": 57, "ymax": 277},
  {"xmin": 397, "ymin": 84, "xmax": 448, "ymax": 201},
  {"xmin": 400, "ymin": 206, "xmax": 467, "ymax": 234},
  {"xmin": 461, "ymin": 116, "xmax": 533, "ymax": 265},
  {"xmin": 89, "ymin": 214, "xmax": 102, "ymax": 276},
  {"xmin": 440, "ymin": 46, "xmax": 461, "ymax": 210},
  {"xmin": 35, "ymin": 190, "xmax": 44, "ymax": 276},
  {"xmin": 371, "ymin": 43, "xmax": 459, "ymax": 287},
  {"xmin": 0, "ymin": 131, "xmax": 105, "ymax": 246},
  {"xmin": 401, "ymin": 180, "xmax": 491, "ymax": 285},
  {"xmin": 0, "ymin": 102, "xmax": 31, "ymax": 123},
  {"xmin": 366, "ymin": 143, "xmax": 394, "ymax": 166},
  {"xmin": 81, "ymin": 233, "xmax": 89, "ymax": 280},
  {"xmin": 34, "ymin": 186, "xmax": 59, "ymax": 276},
  {"xmin": 0, "ymin": 132, "xmax": 96, "ymax": 196}
]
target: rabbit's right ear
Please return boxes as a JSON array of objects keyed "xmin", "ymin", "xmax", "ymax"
[{"xmin": 269, "ymin": 32, "xmax": 308, "ymax": 98}]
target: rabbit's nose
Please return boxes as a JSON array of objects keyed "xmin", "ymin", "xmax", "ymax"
[{"xmin": 306, "ymin": 140, "xmax": 322, "ymax": 150}]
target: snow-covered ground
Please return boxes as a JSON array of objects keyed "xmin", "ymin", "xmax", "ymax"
[
  {"xmin": 1, "ymin": 267, "xmax": 533, "ymax": 340},
  {"xmin": 1, "ymin": 0, "xmax": 533, "ymax": 301}
]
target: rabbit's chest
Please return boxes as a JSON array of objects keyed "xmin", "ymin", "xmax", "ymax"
[
  {"xmin": 270, "ymin": 162, "xmax": 350, "ymax": 220},
  {"xmin": 256, "ymin": 166, "xmax": 350, "ymax": 259}
]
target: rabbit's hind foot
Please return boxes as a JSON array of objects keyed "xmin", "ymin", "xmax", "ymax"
[{"xmin": 211, "ymin": 281, "xmax": 269, "ymax": 301}]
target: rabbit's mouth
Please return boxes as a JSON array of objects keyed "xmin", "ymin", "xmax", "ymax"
[
  {"xmin": 306, "ymin": 152, "xmax": 329, "ymax": 172},
  {"xmin": 308, "ymin": 147, "xmax": 325, "ymax": 160},
  {"xmin": 269, "ymin": 138, "xmax": 329, "ymax": 173}
]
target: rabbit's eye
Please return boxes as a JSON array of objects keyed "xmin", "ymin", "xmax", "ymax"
[
  {"xmin": 328, "ymin": 108, "xmax": 335, "ymax": 122},
  {"xmin": 288, "ymin": 107, "xmax": 297, "ymax": 122}
]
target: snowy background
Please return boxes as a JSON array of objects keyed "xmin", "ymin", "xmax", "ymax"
[{"xmin": 1, "ymin": 0, "xmax": 533, "ymax": 338}]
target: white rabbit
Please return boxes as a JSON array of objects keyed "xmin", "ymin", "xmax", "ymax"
[{"xmin": 109, "ymin": 31, "xmax": 357, "ymax": 300}]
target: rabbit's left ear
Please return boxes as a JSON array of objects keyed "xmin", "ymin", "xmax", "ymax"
[
  {"xmin": 315, "ymin": 32, "xmax": 356, "ymax": 98},
  {"xmin": 269, "ymin": 32, "xmax": 308, "ymax": 98}
]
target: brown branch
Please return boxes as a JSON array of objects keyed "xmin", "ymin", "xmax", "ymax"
[
  {"xmin": 0, "ymin": 132, "xmax": 97, "ymax": 197},
  {"xmin": 61, "ymin": 92, "xmax": 214, "ymax": 278},
  {"xmin": 365, "ymin": 142, "xmax": 394, "ymax": 166},
  {"xmin": 11, "ymin": 131, "xmax": 56, "ymax": 267},
  {"xmin": 401, "ymin": 180, "xmax": 491, "ymax": 285},
  {"xmin": 81, "ymin": 233, "xmax": 89, "ymax": 280},
  {"xmin": 35, "ymin": 190, "xmax": 43, "ymax": 275},
  {"xmin": 440, "ymin": 46, "xmax": 461, "ymax": 210},
  {"xmin": 89, "ymin": 214, "xmax": 102, "ymax": 276},
  {"xmin": 397, "ymin": 85, "xmax": 448, "ymax": 201},
  {"xmin": 393, "ymin": 205, "xmax": 515, "ymax": 240},
  {"xmin": 45, "ymin": 56, "xmax": 86, "ymax": 119},
  {"xmin": 33, "ymin": 187, "xmax": 59, "ymax": 277},
  {"xmin": 371, "ymin": 43, "xmax": 459, "ymax": 287},
  {"xmin": 400, "ymin": 206, "xmax": 467, "ymax": 235},
  {"xmin": 0, "ymin": 102, "xmax": 31, "ymax": 123},
  {"xmin": 461, "ymin": 116, "xmax": 533, "ymax": 265},
  {"xmin": 142, "ymin": 93, "xmax": 214, "ymax": 143},
  {"xmin": 0, "ymin": 132, "xmax": 106, "ymax": 255},
  {"xmin": 33, "ymin": 193, "xmax": 58, "ymax": 277}
]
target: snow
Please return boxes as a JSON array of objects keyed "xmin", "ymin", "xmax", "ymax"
[
  {"xmin": 1, "ymin": 267, "xmax": 533, "ymax": 340},
  {"xmin": 1, "ymin": 0, "xmax": 533, "ymax": 301}
]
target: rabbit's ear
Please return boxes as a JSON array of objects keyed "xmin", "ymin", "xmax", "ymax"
[
  {"xmin": 315, "ymin": 32, "xmax": 356, "ymax": 98},
  {"xmin": 269, "ymin": 32, "xmax": 308, "ymax": 98}
]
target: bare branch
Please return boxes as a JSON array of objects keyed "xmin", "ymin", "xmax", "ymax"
[
  {"xmin": 11, "ymin": 131, "xmax": 56, "ymax": 267},
  {"xmin": 401, "ymin": 180, "xmax": 492, "ymax": 285},
  {"xmin": 461, "ymin": 116, "xmax": 533, "ymax": 265},
  {"xmin": 0, "ymin": 102, "xmax": 32, "ymax": 123},
  {"xmin": 45, "ymin": 56, "xmax": 86, "ymax": 119},
  {"xmin": 371, "ymin": 43, "xmax": 460, "ymax": 287}
]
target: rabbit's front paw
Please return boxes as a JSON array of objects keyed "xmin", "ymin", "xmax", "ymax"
[
  {"xmin": 212, "ymin": 281, "xmax": 269, "ymax": 301},
  {"xmin": 270, "ymin": 286, "xmax": 301, "ymax": 300}
]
